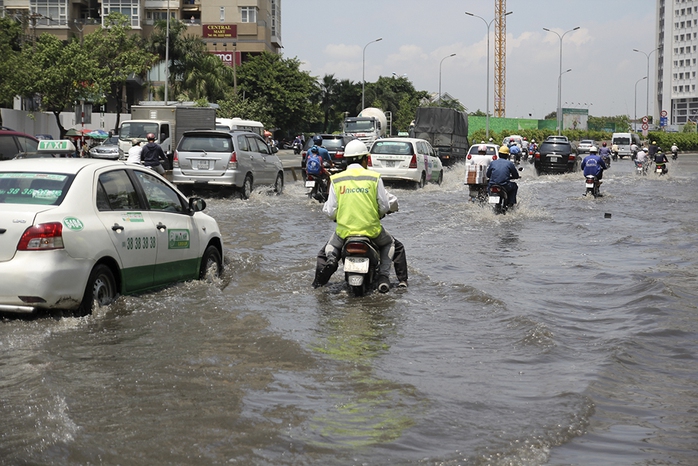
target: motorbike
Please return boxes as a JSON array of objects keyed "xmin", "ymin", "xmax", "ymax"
[
  {"xmin": 671, "ymin": 149, "xmax": 678, "ymax": 160},
  {"xmin": 488, "ymin": 184, "xmax": 510, "ymax": 214},
  {"xmin": 602, "ymin": 153, "xmax": 612, "ymax": 169},
  {"xmin": 611, "ymin": 150, "xmax": 618, "ymax": 161},
  {"xmin": 635, "ymin": 161, "xmax": 648, "ymax": 176},
  {"xmin": 585, "ymin": 174, "xmax": 601, "ymax": 198},
  {"xmin": 292, "ymin": 141, "xmax": 302, "ymax": 155},
  {"xmin": 305, "ymin": 163, "xmax": 339, "ymax": 203},
  {"xmin": 341, "ymin": 236, "xmax": 381, "ymax": 296},
  {"xmin": 656, "ymin": 162, "xmax": 667, "ymax": 176}
]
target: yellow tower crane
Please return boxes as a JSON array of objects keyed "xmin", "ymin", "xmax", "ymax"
[{"xmin": 494, "ymin": 0, "xmax": 507, "ymax": 117}]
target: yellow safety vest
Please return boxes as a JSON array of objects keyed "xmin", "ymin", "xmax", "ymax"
[{"xmin": 331, "ymin": 167, "xmax": 382, "ymax": 239}]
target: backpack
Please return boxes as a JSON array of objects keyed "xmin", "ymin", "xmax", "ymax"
[{"xmin": 306, "ymin": 150, "xmax": 322, "ymax": 175}]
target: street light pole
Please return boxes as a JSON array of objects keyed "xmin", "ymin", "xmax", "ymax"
[
  {"xmin": 466, "ymin": 11, "xmax": 512, "ymax": 140},
  {"xmin": 635, "ymin": 76, "xmax": 648, "ymax": 130},
  {"xmin": 544, "ymin": 26, "xmax": 580, "ymax": 135},
  {"xmin": 362, "ymin": 37, "xmax": 382, "ymax": 110},
  {"xmin": 633, "ymin": 47, "xmax": 659, "ymax": 121},
  {"xmin": 439, "ymin": 53, "xmax": 456, "ymax": 103}
]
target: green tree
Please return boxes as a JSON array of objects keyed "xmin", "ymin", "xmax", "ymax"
[
  {"xmin": 0, "ymin": 17, "xmax": 23, "ymax": 113},
  {"xmin": 149, "ymin": 19, "xmax": 233, "ymax": 103},
  {"xmin": 318, "ymin": 74, "xmax": 339, "ymax": 133},
  {"xmin": 16, "ymin": 34, "xmax": 98, "ymax": 137},
  {"xmin": 235, "ymin": 52, "xmax": 317, "ymax": 134},
  {"xmin": 84, "ymin": 12, "xmax": 158, "ymax": 132}
]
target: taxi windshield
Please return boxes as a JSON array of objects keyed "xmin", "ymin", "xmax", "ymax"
[{"xmin": 0, "ymin": 172, "xmax": 73, "ymax": 205}]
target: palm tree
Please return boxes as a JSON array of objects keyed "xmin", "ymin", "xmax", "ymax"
[{"xmin": 319, "ymin": 74, "xmax": 338, "ymax": 133}]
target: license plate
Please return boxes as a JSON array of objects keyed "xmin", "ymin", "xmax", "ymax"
[
  {"xmin": 197, "ymin": 160, "xmax": 210, "ymax": 170},
  {"xmin": 344, "ymin": 256, "xmax": 369, "ymax": 273},
  {"xmin": 488, "ymin": 195, "xmax": 500, "ymax": 204},
  {"xmin": 586, "ymin": 181, "xmax": 595, "ymax": 187},
  {"xmin": 656, "ymin": 168, "xmax": 662, "ymax": 173},
  {"xmin": 548, "ymin": 155, "xmax": 560, "ymax": 161},
  {"xmin": 305, "ymin": 180, "xmax": 316, "ymax": 188},
  {"xmin": 385, "ymin": 161, "xmax": 395, "ymax": 168}
]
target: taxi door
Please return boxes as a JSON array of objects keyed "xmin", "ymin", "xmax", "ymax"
[
  {"xmin": 96, "ymin": 169, "xmax": 157, "ymax": 293},
  {"xmin": 131, "ymin": 170, "xmax": 200, "ymax": 286}
]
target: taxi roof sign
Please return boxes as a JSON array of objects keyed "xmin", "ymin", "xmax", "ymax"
[{"xmin": 38, "ymin": 139, "xmax": 76, "ymax": 152}]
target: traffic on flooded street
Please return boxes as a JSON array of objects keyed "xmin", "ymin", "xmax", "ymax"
[{"xmin": 1, "ymin": 154, "xmax": 697, "ymax": 465}]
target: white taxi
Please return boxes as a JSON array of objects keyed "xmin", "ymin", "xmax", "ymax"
[
  {"xmin": 0, "ymin": 157, "xmax": 223, "ymax": 316},
  {"xmin": 368, "ymin": 137, "xmax": 442, "ymax": 188}
]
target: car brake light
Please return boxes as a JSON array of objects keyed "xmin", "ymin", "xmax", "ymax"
[
  {"xmin": 535, "ymin": 152, "xmax": 541, "ymax": 160},
  {"xmin": 367, "ymin": 155, "xmax": 373, "ymax": 167},
  {"xmin": 345, "ymin": 242, "xmax": 369, "ymax": 254},
  {"xmin": 335, "ymin": 151, "xmax": 344, "ymax": 159},
  {"xmin": 173, "ymin": 150, "xmax": 180, "ymax": 168},
  {"xmin": 466, "ymin": 154, "xmax": 472, "ymax": 160},
  {"xmin": 492, "ymin": 154, "xmax": 498, "ymax": 160},
  {"xmin": 18, "ymin": 223, "xmax": 64, "ymax": 250},
  {"xmin": 228, "ymin": 151, "xmax": 238, "ymax": 169},
  {"xmin": 409, "ymin": 154, "xmax": 418, "ymax": 168},
  {"xmin": 568, "ymin": 155, "xmax": 576, "ymax": 162}
]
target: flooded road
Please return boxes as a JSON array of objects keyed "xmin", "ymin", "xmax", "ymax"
[{"xmin": 2, "ymin": 156, "xmax": 697, "ymax": 465}]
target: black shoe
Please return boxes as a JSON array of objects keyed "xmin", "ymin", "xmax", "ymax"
[
  {"xmin": 312, "ymin": 280, "xmax": 322, "ymax": 288},
  {"xmin": 377, "ymin": 275, "xmax": 390, "ymax": 293},
  {"xmin": 397, "ymin": 281, "xmax": 408, "ymax": 289}
]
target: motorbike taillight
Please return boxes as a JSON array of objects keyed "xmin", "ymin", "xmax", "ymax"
[
  {"xmin": 345, "ymin": 242, "xmax": 369, "ymax": 255},
  {"xmin": 489, "ymin": 186, "xmax": 501, "ymax": 194}
]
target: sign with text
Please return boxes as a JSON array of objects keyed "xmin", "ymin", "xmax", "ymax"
[
  {"xmin": 210, "ymin": 51, "xmax": 241, "ymax": 67},
  {"xmin": 203, "ymin": 24, "xmax": 237, "ymax": 39}
]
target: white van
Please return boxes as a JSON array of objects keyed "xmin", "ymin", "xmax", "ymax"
[
  {"xmin": 216, "ymin": 118, "xmax": 264, "ymax": 137},
  {"xmin": 611, "ymin": 132, "xmax": 641, "ymax": 159}
]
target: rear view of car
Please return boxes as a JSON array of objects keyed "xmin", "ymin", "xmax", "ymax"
[
  {"xmin": 534, "ymin": 141, "xmax": 577, "ymax": 174},
  {"xmin": 368, "ymin": 138, "xmax": 434, "ymax": 188},
  {"xmin": 172, "ymin": 130, "xmax": 283, "ymax": 198}
]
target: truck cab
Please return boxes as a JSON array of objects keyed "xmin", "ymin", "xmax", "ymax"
[{"xmin": 117, "ymin": 120, "xmax": 171, "ymax": 160}]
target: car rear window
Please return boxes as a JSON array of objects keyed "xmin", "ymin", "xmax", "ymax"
[
  {"xmin": 613, "ymin": 137, "xmax": 630, "ymax": 145},
  {"xmin": 179, "ymin": 135, "xmax": 232, "ymax": 152},
  {"xmin": 0, "ymin": 172, "xmax": 72, "ymax": 205},
  {"xmin": 370, "ymin": 141, "xmax": 414, "ymax": 155},
  {"xmin": 468, "ymin": 145, "xmax": 497, "ymax": 155},
  {"xmin": 322, "ymin": 138, "xmax": 345, "ymax": 150},
  {"xmin": 539, "ymin": 142, "xmax": 571, "ymax": 153}
]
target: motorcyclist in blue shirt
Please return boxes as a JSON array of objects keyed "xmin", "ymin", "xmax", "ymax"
[
  {"xmin": 508, "ymin": 144, "xmax": 522, "ymax": 164},
  {"xmin": 308, "ymin": 135, "xmax": 332, "ymax": 166},
  {"xmin": 486, "ymin": 145, "xmax": 521, "ymax": 206},
  {"xmin": 581, "ymin": 146, "xmax": 607, "ymax": 182}
]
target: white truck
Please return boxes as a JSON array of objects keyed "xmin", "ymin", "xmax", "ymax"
[
  {"xmin": 343, "ymin": 107, "xmax": 388, "ymax": 147},
  {"xmin": 117, "ymin": 102, "xmax": 216, "ymax": 165}
]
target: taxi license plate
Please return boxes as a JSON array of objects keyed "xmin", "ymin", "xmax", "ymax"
[
  {"xmin": 197, "ymin": 160, "xmax": 210, "ymax": 170},
  {"xmin": 488, "ymin": 195, "xmax": 500, "ymax": 204},
  {"xmin": 344, "ymin": 256, "xmax": 369, "ymax": 273},
  {"xmin": 305, "ymin": 180, "xmax": 316, "ymax": 188},
  {"xmin": 385, "ymin": 161, "xmax": 395, "ymax": 168}
]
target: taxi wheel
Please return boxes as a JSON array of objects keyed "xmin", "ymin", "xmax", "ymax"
[
  {"xmin": 199, "ymin": 245, "xmax": 223, "ymax": 280},
  {"xmin": 415, "ymin": 172, "xmax": 426, "ymax": 189},
  {"xmin": 273, "ymin": 172, "xmax": 284, "ymax": 194},
  {"xmin": 76, "ymin": 264, "xmax": 117, "ymax": 316},
  {"xmin": 437, "ymin": 171, "xmax": 443, "ymax": 185},
  {"xmin": 240, "ymin": 175, "xmax": 253, "ymax": 200}
]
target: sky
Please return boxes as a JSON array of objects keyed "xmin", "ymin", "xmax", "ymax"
[{"xmin": 281, "ymin": 0, "xmax": 657, "ymax": 119}]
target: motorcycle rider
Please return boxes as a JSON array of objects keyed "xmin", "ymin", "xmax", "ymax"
[
  {"xmin": 581, "ymin": 146, "xmax": 607, "ymax": 189},
  {"xmin": 141, "ymin": 133, "xmax": 166, "ymax": 175},
  {"xmin": 671, "ymin": 143, "xmax": 679, "ymax": 160},
  {"xmin": 509, "ymin": 144, "xmax": 522, "ymax": 164},
  {"xmin": 292, "ymin": 135, "xmax": 303, "ymax": 154},
  {"xmin": 611, "ymin": 142, "xmax": 620, "ymax": 160},
  {"xmin": 654, "ymin": 149, "xmax": 669, "ymax": 174},
  {"xmin": 598, "ymin": 142, "xmax": 612, "ymax": 165},
  {"xmin": 305, "ymin": 135, "xmax": 334, "ymax": 196},
  {"xmin": 312, "ymin": 139, "xmax": 401, "ymax": 293},
  {"xmin": 648, "ymin": 140, "xmax": 659, "ymax": 158},
  {"xmin": 635, "ymin": 146, "xmax": 648, "ymax": 167},
  {"xmin": 486, "ymin": 145, "xmax": 520, "ymax": 207}
]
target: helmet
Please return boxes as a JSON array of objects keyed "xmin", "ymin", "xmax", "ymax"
[
  {"xmin": 642, "ymin": 147, "xmax": 648, "ymax": 151},
  {"xmin": 146, "ymin": 133, "xmax": 156, "ymax": 141},
  {"xmin": 312, "ymin": 135, "xmax": 323, "ymax": 146},
  {"xmin": 498, "ymin": 145, "xmax": 510, "ymax": 158},
  {"xmin": 523, "ymin": 137, "xmax": 527, "ymax": 141},
  {"xmin": 602, "ymin": 142, "xmax": 607, "ymax": 147},
  {"xmin": 477, "ymin": 144, "xmax": 488, "ymax": 153},
  {"xmin": 531, "ymin": 139, "xmax": 535, "ymax": 142},
  {"xmin": 344, "ymin": 139, "xmax": 369, "ymax": 161},
  {"xmin": 589, "ymin": 146, "xmax": 598, "ymax": 153},
  {"xmin": 131, "ymin": 139, "xmax": 140, "ymax": 146},
  {"xmin": 652, "ymin": 141, "xmax": 657, "ymax": 144}
]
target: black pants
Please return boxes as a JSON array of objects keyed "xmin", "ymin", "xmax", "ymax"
[{"xmin": 313, "ymin": 238, "xmax": 408, "ymax": 286}]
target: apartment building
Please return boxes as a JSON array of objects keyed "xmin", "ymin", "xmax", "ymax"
[
  {"xmin": 1, "ymin": 0, "xmax": 282, "ymax": 106},
  {"xmin": 657, "ymin": 0, "xmax": 698, "ymax": 125}
]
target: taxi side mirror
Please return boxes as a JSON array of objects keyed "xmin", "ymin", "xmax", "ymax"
[{"xmin": 189, "ymin": 197, "xmax": 206, "ymax": 212}]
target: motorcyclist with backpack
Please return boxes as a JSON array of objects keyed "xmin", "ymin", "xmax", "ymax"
[{"xmin": 305, "ymin": 135, "xmax": 334, "ymax": 200}]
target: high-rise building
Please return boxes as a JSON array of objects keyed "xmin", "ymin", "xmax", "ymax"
[
  {"xmin": 656, "ymin": 0, "xmax": 698, "ymax": 125},
  {"xmin": 1, "ymin": 0, "xmax": 282, "ymax": 107}
]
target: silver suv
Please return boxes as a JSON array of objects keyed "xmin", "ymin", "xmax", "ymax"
[{"xmin": 172, "ymin": 130, "xmax": 284, "ymax": 199}]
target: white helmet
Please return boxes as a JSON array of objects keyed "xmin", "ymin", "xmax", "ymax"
[
  {"xmin": 344, "ymin": 139, "xmax": 369, "ymax": 161},
  {"xmin": 589, "ymin": 146, "xmax": 599, "ymax": 153}
]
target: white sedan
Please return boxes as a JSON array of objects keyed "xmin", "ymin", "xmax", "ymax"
[
  {"xmin": 0, "ymin": 157, "xmax": 223, "ymax": 317},
  {"xmin": 368, "ymin": 137, "xmax": 442, "ymax": 188}
]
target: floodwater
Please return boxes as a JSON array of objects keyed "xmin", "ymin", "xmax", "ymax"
[{"xmin": 1, "ymin": 156, "xmax": 697, "ymax": 465}]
